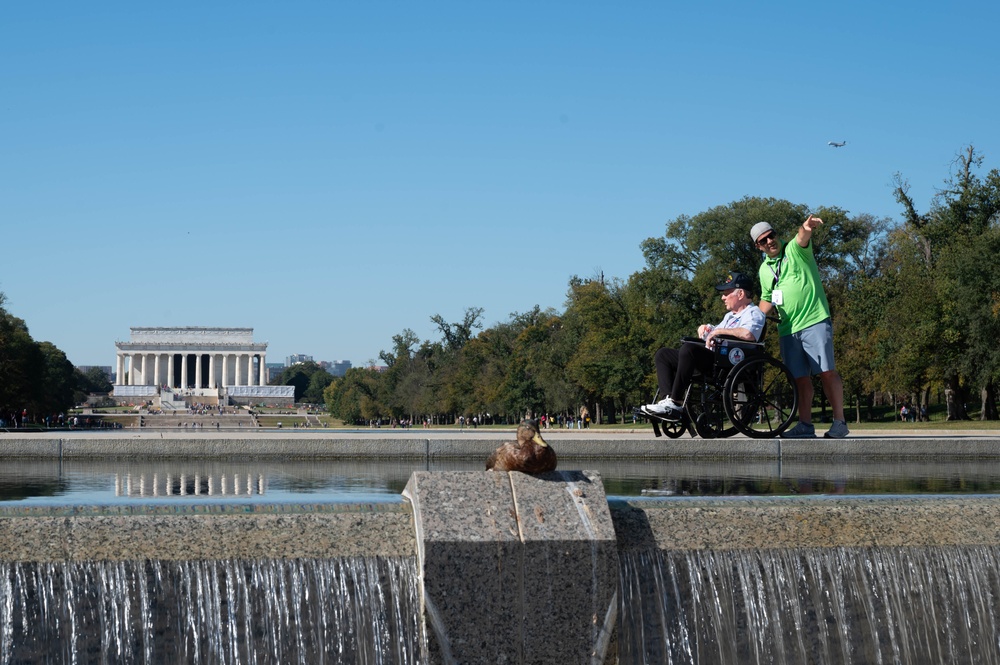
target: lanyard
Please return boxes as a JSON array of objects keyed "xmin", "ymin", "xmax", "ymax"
[
  {"xmin": 767, "ymin": 246, "xmax": 787, "ymax": 287},
  {"xmin": 767, "ymin": 259, "xmax": 781, "ymax": 285}
]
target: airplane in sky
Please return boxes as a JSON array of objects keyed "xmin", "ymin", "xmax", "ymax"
[{"xmin": 828, "ymin": 141, "xmax": 847, "ymax": 148}]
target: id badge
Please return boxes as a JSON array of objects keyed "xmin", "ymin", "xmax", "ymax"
[{"xmin": 772, "ymin": 289, "xmax": 783, "ymax": 306}]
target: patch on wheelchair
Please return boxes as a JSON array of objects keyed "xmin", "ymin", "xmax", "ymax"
[{"xmin": 727, "ymin": 347, "xmax": 745, "ymax": 365}]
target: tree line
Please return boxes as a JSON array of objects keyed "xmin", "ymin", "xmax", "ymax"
[
  {"xmin": 0, "ymin": 294, "xmax": 112, "ymax": 426},
  {"xmin": 324, "ymin": 145, "xmax": 1000, "ymax": 424}
]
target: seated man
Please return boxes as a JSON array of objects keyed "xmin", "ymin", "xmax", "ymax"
[{"xmin": 642, "ymin": 272, "xmax": 766, "ymax": 421}]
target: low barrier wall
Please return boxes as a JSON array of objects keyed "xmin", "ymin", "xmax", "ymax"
[
  {"xmin": 6, "ymin": 492, "xmax": 1000, "ymax": 563},
  {"xmin": 4, "ymin": 434, "xmax": 1000, "ymax": 459},
  {"xmin": 0, "ymin": 503, "xmax": 414, "ymax": 562}
]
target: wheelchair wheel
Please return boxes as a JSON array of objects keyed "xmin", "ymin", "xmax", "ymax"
[
  {"xmin": 723, "ymin": 355, "xmax": 797, "ymax": 438},
  {"xmin": 659, "ymin": 417, "xmax": 688, "ymax": 438},
  {"xmin": 684, "ymin": 380, "xmax": 738, "ymax": 439}
]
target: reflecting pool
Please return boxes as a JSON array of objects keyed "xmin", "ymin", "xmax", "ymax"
[{"xmin": 3, "ymin": 457, "xmax": 1000, "ymax": 506}]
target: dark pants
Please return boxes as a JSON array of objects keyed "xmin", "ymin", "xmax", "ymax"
[{"xmin": 654, "ymin": 344, "xmax": 715, "ymax": 402}]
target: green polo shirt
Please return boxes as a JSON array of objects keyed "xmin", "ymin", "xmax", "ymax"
[{"xmin": 758, "ymin": 238, "xmax": 830, "ymax": 337}]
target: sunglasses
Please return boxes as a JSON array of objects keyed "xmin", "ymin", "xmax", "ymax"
[{"xmin": 755, "ymin": 232, "xmax": 777, "ymax": 246}]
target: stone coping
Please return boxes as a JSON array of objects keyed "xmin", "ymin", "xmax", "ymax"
[
  {"xmin": 610, "ymin": 495, "xmax": 1000, "ymax": 551},
  {"xmin": 0, "ymin": 501, "xmax": 409, "ymax": 518},
  {"xmin": 0, "ymin": 501, "xmax": 415, "ymax": 562},
  {"xmin": 3, "ymin": 488, "xmax": 999, "ymax": 561},
  {"xmin": 2, "ymin": 430, "xmax": 1000, "ymax": 458}
]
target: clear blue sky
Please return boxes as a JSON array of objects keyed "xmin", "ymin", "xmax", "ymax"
[{"xmin": 2, "ymin": 1, "xmax": 997, "ymax": 368}]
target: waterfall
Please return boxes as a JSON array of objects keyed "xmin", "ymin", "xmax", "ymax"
[
  {"xmin": 619, "ymin": 546, "xmax": 1000, "ymax": 665},
  {"xmin": 0, "ymin": 557, "xmax": 425, "ymax": 665}
]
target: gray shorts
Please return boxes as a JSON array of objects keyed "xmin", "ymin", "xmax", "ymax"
[{"xmin": 780, "ymin": 319, "xmax": 836, "ymax": 379}]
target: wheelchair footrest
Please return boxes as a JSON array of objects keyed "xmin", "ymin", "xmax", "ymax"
[{"xmin": 634, "ymin": 406, "xmax": 679, "ymax": 423}]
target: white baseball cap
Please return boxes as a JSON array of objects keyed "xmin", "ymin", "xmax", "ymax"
[{"xmin": 750, "ymin": 222, "xmax": 773, "ymax": 243}]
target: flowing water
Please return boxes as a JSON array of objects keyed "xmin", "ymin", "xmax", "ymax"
[
  {"xmin": 0, "ymin": 557, "xmax": 425, "ymax": 665},
  {"xmin": 619, "ymin": 545, "xmax": 1000, "ymax": 665},
  {"xmin": 5, "ymin": 458, "xmax": 1000, "ymax": 662}
]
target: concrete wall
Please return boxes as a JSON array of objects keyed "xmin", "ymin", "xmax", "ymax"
[
  {"xmin": 6, "ymin": 491, "xmax": 999, "ymax": 562},
  {"xmin": 5, "ymin": 434, "xmax": 1000, "ymax": 459},
  {"xmin": 0, "ymin": 503, "xmax": 414, "ymax": 562},
  {"xmin": 611, "ymin": 496, "xmax": 1000, "ymax": 551}
]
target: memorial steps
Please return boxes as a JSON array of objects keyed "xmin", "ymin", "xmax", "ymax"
[{"xmin": 140, "ymin": 414, "xmax": 258, "ymax": 429}]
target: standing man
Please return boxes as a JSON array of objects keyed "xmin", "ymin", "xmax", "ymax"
[{"xmin": 751, "ymin": 216, "xmax": 848, "ymax": 438}]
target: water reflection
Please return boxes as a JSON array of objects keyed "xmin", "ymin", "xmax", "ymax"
[
  {"xmin": 114, "ymin": 470, "xmax": 267, "ymax": 498},
  {"xmin": 1, "ymin": 458, "xmax": 1000, "ymax": 506}
]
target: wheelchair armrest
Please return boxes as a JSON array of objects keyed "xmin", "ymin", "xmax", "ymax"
[
  {"xmin": 680, "ymin": 334, "xmax": 764, "ymax": 351},
  {"xmin": 713, "ymin": 333, "xmax": 755, "ymax": 342},
  {"xmin": 715, "ymin": 334, "xmax": 764, "ymax": 350}
]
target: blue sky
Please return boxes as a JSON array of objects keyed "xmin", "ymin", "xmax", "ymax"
[{"xmin": 2, "ymin": 1, "xmax": 997, "ymax": 368}]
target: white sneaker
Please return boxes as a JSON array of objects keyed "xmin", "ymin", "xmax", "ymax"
[{"xmin": 643, "ymin": 397, "xmax": 684, "ymax": 420}]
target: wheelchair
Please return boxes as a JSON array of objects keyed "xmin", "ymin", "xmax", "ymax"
[{"xmin": 637, "ymin": 333, "xmax": 797, "ymax": 439}]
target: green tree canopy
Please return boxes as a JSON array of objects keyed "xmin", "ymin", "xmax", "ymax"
[{"xmin": 270, "ymin": 361, "xmax": 334, "ymax": 403}]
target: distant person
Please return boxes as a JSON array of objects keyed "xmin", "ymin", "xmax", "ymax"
[{"xmin": 752, "ymin": 217, "xmax": 848, "ymax": 439}]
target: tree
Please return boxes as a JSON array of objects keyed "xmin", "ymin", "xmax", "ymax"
[
  {"xmin": 824, "ymin": 213, "xmax": 895, "ymax": 421},
  {"xmin": 302, "ymin": 369, "xmax": 335, "ymax": 405},
  {"xmin": 431, "ymin": 308, "xmax": 484, "ymax": 352},
  {"xmin": 561, "ymin": 276, "xmax": 652, "ymax": 422},
  {"xmin": 0, "ymin": 306, "xmax": 45, "ymax": 419},
  {"xmin": 78, "ymin": 366, "xmax": 113, "ymax": 394},
  {"xmin": 324, "ymin": 367, "xmax": 384, "ymax": 424},
  {"xmin": 37, "ymin": 342, "xmax": 77, "ymax": 416},
  {"xmin": 270, "ymin": 361, "xmax": 332, "ymax": 403},
  {"xmin": 891, "ymin": 145, "xmax": 1000, "ymax": 419}
]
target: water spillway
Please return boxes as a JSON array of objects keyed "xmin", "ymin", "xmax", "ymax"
[
  {"xmin": 613, "ymin": 497, "xmax": 1000, "ymax": 664},
  {"xmin": 3, "ymin": 446, "xmax": 1000, "ymax": 663},
  {"xmin": 1, "ymin": 558, "xmax": 423, "ymax": 664},
  {"xmin": 0, "ymin": 503, "xmax": 422, "ymax": 664},
  {"xmin": 619, "ymin": 545, "xmax": 1000, "ymax": 665}
]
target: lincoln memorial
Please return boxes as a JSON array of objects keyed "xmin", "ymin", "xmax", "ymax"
[{"xmin": 113, "ymin": 327, "xmax": 294, "ymax": 406}]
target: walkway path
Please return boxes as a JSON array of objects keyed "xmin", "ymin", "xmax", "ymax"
[{"xmin": 2, "ymin": 426, "xmax": 1000, "ymax": 459}]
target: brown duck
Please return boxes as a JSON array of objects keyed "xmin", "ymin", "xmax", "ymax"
[{"xmin": 486, "ymin": 419, "xmax": 557, "ymax": 473}]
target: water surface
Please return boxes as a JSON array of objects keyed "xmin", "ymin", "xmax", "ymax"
[{"xmin": 2, "ymin": 458, "xmax": 1000, "ymax": 507}]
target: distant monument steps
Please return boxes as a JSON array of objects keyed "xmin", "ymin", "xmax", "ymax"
[{"xmin": 141, "ymin": 413, "xmax": 258, "ymax": 429}]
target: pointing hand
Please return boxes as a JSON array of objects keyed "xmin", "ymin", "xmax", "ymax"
[{"xmin": 804, "ymin": 215, "xmax": 823, "ymax": 231}]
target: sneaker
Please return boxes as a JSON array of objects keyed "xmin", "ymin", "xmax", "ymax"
[
  {"xmin": 781, "ymin": 421, "xmax": 816, "ymax": 438},
  {"xmin": 642, "ymin": 397, "xmax": 684, "ymax": 421},
  {"xmin": 824, "ymin": 420, "xmax": 850, "ymax": 439}
]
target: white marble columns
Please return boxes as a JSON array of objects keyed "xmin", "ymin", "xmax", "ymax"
[
  {"xmin": 115, "ymin": 351, "xmax": 267, "ymax": 388},
  {"xmin": 115, "ymin": 328, "xmax": 268, "ymax": 391}
]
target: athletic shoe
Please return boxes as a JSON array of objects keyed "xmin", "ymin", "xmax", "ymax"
[
  {"xmin": 642, "ymin": 397, "xmax": 684, "ymax": 421},
  {"xmin": 780, "ymin": 421, "xmax": 816, "ymax": 438},
  {"xmin": 824, "ymin": 420, "xmax": 850, "ymax": 439}
]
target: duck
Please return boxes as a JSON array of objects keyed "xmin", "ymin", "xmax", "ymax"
[{"xmin": 486, "ymin": 419, "xmax": 557, "ymax": 473}]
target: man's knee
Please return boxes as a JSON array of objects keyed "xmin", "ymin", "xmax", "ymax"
[{"xmin": 677, "ymin": 344, "xmax": 698, "ymax": 361}]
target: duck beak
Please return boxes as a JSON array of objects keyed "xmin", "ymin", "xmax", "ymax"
[{"xmin": 532, "ymin": 432, "xmax": 547, "ymax": 447}]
